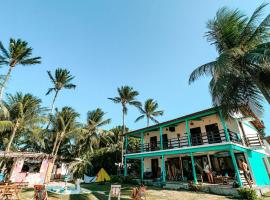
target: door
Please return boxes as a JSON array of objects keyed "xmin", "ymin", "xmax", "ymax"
[
  {"xmin": 150, "ymin": 136, "xmax": 157, "ymax": 151},
  {"xmin": 162, "ymin": 134, "xmax": 168, "ymax": 149},
  {"xmin": 151, "ymin": 159, "xmax": 159, "ymax": 178},
  {"xmin": 190, "ymin": 127, "xmax": 203, "ymax": 146},
  {"xmin": 205, "ymin": 123, "xmax": 221, "ymax": 144}
]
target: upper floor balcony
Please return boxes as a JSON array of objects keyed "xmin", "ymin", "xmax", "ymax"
[
  {"xmin": 124, "ymin": 107, "xmax": 265, "ymax": 155},
  {"xmin": 126, "ymin": 129, "xmax": 243, "ymax": 154}
]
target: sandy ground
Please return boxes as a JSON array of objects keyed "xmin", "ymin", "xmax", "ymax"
[{"xmin": 142, "ymin": 189, "xmax": 234, "ymax": 200}]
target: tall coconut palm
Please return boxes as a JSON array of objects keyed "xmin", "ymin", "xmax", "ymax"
[
  {"xmin": 50, "ymin": 107, "xmax": 79, "ymax": 162},
  {"xmin": 135, "ymin": 99, "xmax": 164, "ymax": 126},
  {"xmin": 189, "ymin": 3, "xmax": 270, "ymax": 115},
  {"xmin": 3, "ymin": 92, "xmax": 47, "ymax": 152},
  {"xmin": 46, "ymin": 107, "xmax": 79, "ymax": 182},
  {"xmin": 79, "ymin": 108, "xmax": 111, "ymax": 153},
  {"xmin": 46, "ymin": 68, "xmax": 76, "ymax": 115},
  {"xmin": 0, "ymin": 39, "xmax": 41, "ymax": 100},
  {"xmin": 108, "ymin": 86, "xmax": 141, "ymax": 165}
]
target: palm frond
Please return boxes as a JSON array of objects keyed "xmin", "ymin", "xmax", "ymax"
[
  {"xmin": 46, "ymin": 88, "xmax": 55, "ymax": 95},
  {"xmin": 135, "ymin": 115, "xmax": 145, "ymax": 123},
  {"xmin": 189, "ymin": 61, "xmax": 217, "ymax": 84}
]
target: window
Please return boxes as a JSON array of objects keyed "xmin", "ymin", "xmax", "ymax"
[{"xmin": 21, "ymin": 159, "xmax": 42, "ymax": 173}]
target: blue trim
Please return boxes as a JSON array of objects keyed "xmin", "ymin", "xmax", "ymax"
[{"xmin": 125, "ymin": 143, "xmax": 247, "ymax": 159}]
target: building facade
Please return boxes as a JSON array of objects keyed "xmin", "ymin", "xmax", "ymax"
[{"xmin": 123, "ymin": 107, "xmax": 270, "ymax": 187}]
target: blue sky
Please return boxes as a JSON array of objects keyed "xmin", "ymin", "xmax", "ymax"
[{"xmin": 0, "ymin": 0, "xmax": 269, "ymax": 134}]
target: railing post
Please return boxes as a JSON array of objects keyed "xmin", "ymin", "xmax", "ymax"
[
  {"xmin": 229, "ymin": 149, "xmax": 242, "ymax": 186},
  {"xmin": 160, "ymin": 127, "xmax": 163, "ymax": 150},
  {"xmin": 218, "ymin": 109, "xmax": 230, "ymax": 142},
  {"xmin": 141, "ymin": 132, "xmax": 144, "ymax": 152},
  {"xmin": 190, "ymin": 153, "xmax": 198, "ymax": 184},
  {"xmin": 185, "ymin": 119, "xmax": 191, "ymax": 146}
]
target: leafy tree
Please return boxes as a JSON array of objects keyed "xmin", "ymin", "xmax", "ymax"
[
  {"xmin": 3, "ymin": 92, "xmax": 46, "ymax": 152},
  {"xmin": 189, "ymin": 3, "xmax": 270, "ymax": 115},
  {"xmin": 135, "ymin": 99, "xmax": 164, "ymax": 126},
  {"xmin": 110, "ymin": 125, "xmax": 128, "ymax": 144},
  {"xmin": 46, "ymin": 68, "xmax": 76, "ymax": 115},
  {"xmin": 50, "ymin": 107, "xmax": 80, "ymax": 162},
  {"xmin": 108, "ymin": 86, "xmax": 141, "ymax": 165},
  {"xmin": 79, "ymin": 108, "xmax": 111, "ymax": 153},
  {"xmin": 0, "ymin": 39, "xmax": 41, "ymax": 100}
]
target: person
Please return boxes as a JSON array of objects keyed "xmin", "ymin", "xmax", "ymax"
[
  {"xmin": 239, "ymin": 159, "xmax": 252, "ymax": 188},
  {"xmin": 203, "ymin": 162, "xmax": 214, "ymax": 183}
]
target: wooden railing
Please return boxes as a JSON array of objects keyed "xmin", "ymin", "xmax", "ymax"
[{"xmin": 127, "ymin": 129, "xmax": 242, "ymax": 153}]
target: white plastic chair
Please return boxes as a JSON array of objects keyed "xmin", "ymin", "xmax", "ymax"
[{"xmin": 108, "ymin": 184, "xmax": 121, "ymax": 200}]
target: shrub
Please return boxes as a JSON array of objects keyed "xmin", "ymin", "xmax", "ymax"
[
  {"xmin": 238, "ymin": 188, "xmax": 259, "ymax": 200},
  {"xmin": 110, "ymin": 175, "xmax": 121, "ymax": 183},
  {"xmin": 110, "ymin": 175, "xmax": 138, "ymax": 185},
  {"xmin": 188, "ymin": 182, "xmax": 202, "ymax": 192},
  {"xmin": 121, "ymin": 175, "xmax": 138, "ymax": 185}
]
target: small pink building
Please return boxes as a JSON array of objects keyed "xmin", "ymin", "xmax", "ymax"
[{"xmin": 0, "ymin": 151, "xmax": 51, "ymax": 186}]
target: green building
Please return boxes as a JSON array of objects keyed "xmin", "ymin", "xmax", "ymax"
[{"xmin": 123, "ymin": 107, "xmax": 270, "ymax": 188}]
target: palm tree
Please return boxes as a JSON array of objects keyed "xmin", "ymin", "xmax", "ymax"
[
  {"xmin": 108, "ymin": 86, "xmax": 141, "ymax": 165},
  {"xmin": 79, "ymin": 108, "xmax": 111, "ymax": 153},
  {"xmin": 0, "ymin": 39, "xmax": 41, "ymax": 100},
  {"xmin": 3, "ymin": 92, "xmax": 46, "ymax": 152},
  {"xmin": 46, "ymin": 107, "xmax": 80, "ymax": 182},
  {"xmin": 46, "ymin": 68, "xmax": 76, "ymax": 115},
  {"xmin": 189, "ymin": 3, "xmax": 270, "ymax": 115},
  {"xmin": 135, "ymin": 99, "xmax": 164, "ymax": 126},
  {"xmin": 50, "ymin": 107, "xmax": 80, "ymax": 162}
]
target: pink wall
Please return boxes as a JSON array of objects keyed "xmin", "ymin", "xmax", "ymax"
[{"xmin": 10, "ymin": 157, "xmax": 50, "ymax": 186}]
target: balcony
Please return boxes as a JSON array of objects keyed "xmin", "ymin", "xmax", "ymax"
[{"xmin": 127, "ymin": 129, "xmax": 242, "ymax": 154}]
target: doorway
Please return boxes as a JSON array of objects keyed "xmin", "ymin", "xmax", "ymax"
[
  {"xmin": 151, "ymin": 159, "xmax": 159, "ymax": 178},
  {"xmin": 163, "ymin": 134, "xmax": 168, "ymax": 149},
  {"xmin": 150, "ymin": 136, "xmax": 157, "ymax": 151},
  {"xmin": 205, "ymin": 123, "xmax": 222, "ymax": 144},
  {"xmin": 190, "ymin": 127, "xmax": 203, "ymax": 146}
]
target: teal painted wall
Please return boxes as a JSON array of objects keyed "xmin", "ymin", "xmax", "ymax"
[{"xmin": 247, "ymin": 151, "xmax": 270, "ymax": 186}]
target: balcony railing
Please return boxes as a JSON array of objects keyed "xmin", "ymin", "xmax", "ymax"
[{"xmin": 127, "ymin": 129, "xmax": 242, "ymax": 154}]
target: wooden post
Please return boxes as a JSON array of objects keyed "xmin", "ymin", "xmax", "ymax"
[
  {"xmin": 185, "ymin": 120, "xmax": 191, "ymax": 146},
  {"xmin": 141, "ymin": 132, "xmax": 144, "ymax": 152},
  {"xmin": 160, "ymin": 127, "xmax": 163, "ymax": 150},
  {"xmin": 124, "ymin": 157, "xmax": 127, "ymax": 176},
  {"xmin": 161, "ymin": 155, "xmax": 166, "ymax": 184},
  {"xmin": 229, "ymin": 149, "xmax": 242, "ymax": 186},
  {"xmin": 141, "ymin": 157, "xmax": 144, "ymax": 181},
  {"xmin": 190, "ymin": 153, "xmax": 198, "ymax": 184},
  {"xmin": 218, "ymin": 109, "xmax": 230, "ymax": 142}
]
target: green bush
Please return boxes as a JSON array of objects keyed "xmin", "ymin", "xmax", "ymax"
[
  {"xmin": 110, "ymin": 175, "xmax": 138, "ymax": 185},
  {"xmin": 238, "ymin": 188, "xmax": 259, "ymax": 200},
  {"xmin": 110, "ymin": 175, "xmax": 121, "ymax": 183},
  {"xmin": 188, "ymin": 182, "xmax": 202, "ymax": 192}
]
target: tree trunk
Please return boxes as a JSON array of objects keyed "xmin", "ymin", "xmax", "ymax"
[
  {"xmin": 52, "ymin": 133, "xmax": 64, "ymax": 164},
  {"xmin": 50, "ymin": 90, "xmax": 59, "ymax": 115},
  {"xmin": 51, "ymin": 132, "xmax": 59, "ymax": 156},
  {"xmin": 0, "ymin": 67, "xmax": 13, "ymax": 101},
  {"xmin": 147, "ymin": 117, "xmax": 149, "ymax": 127},
  {"xmin": 5, "ymin": 120, "xmax": 19, "ymax": 152},
  {"xmin": 121, "ymin": 107, "xmax": 125, "ymax": 166},
  {"xmin": 46, "ymin": 90, "xmax": 59, "ymax": 129}
]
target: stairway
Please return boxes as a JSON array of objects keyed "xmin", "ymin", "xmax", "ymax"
[
  {"xmin": 239, "ymin": 170, "xmax": 248, "ymax": 186},
  {"xmin": 245, "ymin": 133, "xmax": 263, "ymax": 148}
]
